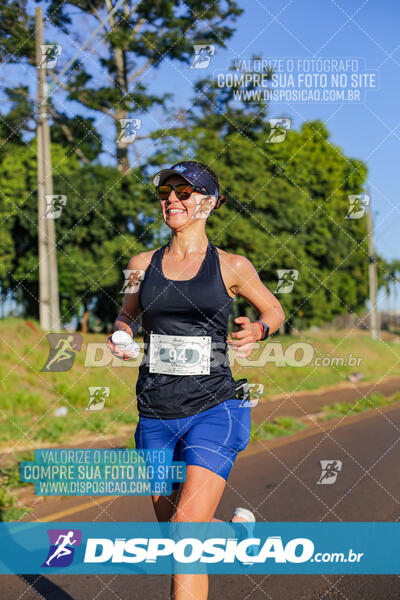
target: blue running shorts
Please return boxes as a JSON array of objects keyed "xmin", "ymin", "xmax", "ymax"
[{"xmin": 134, "ymin": 398, "xmax": 251, "ymax": 490}]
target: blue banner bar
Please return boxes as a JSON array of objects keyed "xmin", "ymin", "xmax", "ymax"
[{"xmin": 0, "ymin": 522, "xmax": 399, "ymax": 574}]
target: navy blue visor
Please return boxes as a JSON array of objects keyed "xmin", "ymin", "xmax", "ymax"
[{"xmin": 152, "ymin": 162, "xmax": 218, "ymax": 198}]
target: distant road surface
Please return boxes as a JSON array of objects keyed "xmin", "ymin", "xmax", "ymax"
[{"xmin": 1, "ymin": 403, "xmax": 400, "ymax": 599}]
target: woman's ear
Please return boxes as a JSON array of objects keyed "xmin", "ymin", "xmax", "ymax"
[{"xmin": 214, "ymin": 194, "xmax": 227, "ymax": 210}]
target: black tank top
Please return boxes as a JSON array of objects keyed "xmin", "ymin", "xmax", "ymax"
[{"xmin": 137, "ymin": 241, "xmax": 236, "ymax": 418}]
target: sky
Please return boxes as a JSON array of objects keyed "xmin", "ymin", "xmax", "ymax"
[
  {"xmin": 148, "ymin": 0, "xmax": 400, "ymax": 266},
  {"xmin": 2, "ymin": 0, "xmax": 399, "ymax": 312}
]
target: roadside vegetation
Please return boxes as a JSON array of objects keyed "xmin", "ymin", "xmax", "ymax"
[{"xmin": 1, "ymin": 319, "xmax": 399, "ymax": 447}]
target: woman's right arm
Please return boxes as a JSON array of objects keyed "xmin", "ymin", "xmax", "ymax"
[{"xmin": 106, "ymin": 252, "xmax": 154, "ymax": 358}]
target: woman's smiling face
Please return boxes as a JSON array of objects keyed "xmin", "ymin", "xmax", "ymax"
[{"xmin": 159, "ymin": 174, "xmax": 215, "ymax": 230}]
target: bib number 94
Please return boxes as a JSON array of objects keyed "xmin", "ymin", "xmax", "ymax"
[{"xmin": 149, "ymin": 334, "xmax": 211, "ymax": 376}]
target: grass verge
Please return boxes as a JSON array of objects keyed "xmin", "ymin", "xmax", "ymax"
[
  {"xmin": 250, "ymin": 416, "xmax": 307, "ymax": 442},
  {"xmin": 318, "ymin": 391, "xmax": 400, "ymax": 421},
  {"xmin": 0, "ymin": 451, "xmax": 34, "ymax": 521}
]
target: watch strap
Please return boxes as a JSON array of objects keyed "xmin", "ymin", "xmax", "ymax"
[{"xmin": 255, "ymin": 321, "xmax": 270, "ymax": 341}]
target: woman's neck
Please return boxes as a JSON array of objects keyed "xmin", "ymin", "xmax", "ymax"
[{"xmin": 167, "ymin": 228, "xmax": 209, "ymax": 257}]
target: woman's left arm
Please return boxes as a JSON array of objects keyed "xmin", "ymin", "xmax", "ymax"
[{"xmin": 227, "ymin": 255, "xmax": 285, "ymax": 358}]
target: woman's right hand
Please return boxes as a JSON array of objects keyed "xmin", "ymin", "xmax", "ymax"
[{"xmin": 106, "ymin": 335, "xmax": 137, "ymax": 361}]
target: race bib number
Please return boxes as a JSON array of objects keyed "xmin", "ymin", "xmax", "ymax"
[{"xmin": 149, "ymin": 334, "xmax": 211, "ymax": 376}]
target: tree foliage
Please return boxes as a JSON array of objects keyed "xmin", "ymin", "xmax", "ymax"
[
  {"xmin": 149, "ymin": 111, "xmax": 381, "ymax": 329},
  {"xmin": 44, "ymin": 0, "xmax": 241, "ymax": 171},
  {"xmin": 0, "ymin": 141, "xmax": 159, "ymax": 327},
  {"xmin": 0, "ymin": 2, "xmax": 392, "ymax": 332}
]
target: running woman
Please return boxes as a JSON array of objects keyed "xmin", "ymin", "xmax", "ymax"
[{"xmin": 107, "ymin": 161, "xmax": 285, "ymax": 599}]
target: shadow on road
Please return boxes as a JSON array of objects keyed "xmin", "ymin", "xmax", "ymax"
[{"xmin": 19, "ymin": 574, "xmax": 75, "ymax": 600}]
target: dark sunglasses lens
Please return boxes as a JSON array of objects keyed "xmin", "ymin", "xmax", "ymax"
[
  {"xmin": 175, "ymin": 184, "xmax": 192, "ymax": 200},
  {"xmin": 157, "ymin": 186, "xmax": 171, "ymax": 200}
]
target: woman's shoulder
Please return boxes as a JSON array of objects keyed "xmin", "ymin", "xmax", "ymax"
[
  {"xmin": 215, "ymin": 246, "xmax": 255, "ymax": 273},
  {"xmin": 215, "ymin": 247, "xmax": 260, "ymax": 294},
  {"xmin": 127, "ymin": 248, "xmax": 161, "ymax": 271}
]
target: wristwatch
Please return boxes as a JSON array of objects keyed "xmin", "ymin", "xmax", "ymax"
[{"xmin": 255, "ymin": 321, "xmax": 270, "ymax": 341}]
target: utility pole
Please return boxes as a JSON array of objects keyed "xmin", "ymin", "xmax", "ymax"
[
  {"xmin": 367, "ymin": 189, "xmax": 380, "ymax": 340},
  {"xmin": 36, "ymin": 6, "xmax": 60, "ymax": 331}
]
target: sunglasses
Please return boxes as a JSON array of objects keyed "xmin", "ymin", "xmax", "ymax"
[{"xmin": 156, "ymin": 183, "xmax": 207, "ymax": 201}]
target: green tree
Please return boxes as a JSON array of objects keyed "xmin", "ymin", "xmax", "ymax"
[
  {"xmin": 149, "ymin": 109, "xmax": 387, "ymax": 330},
  {"xmin": 0, "ymin": 140, "xmax": 158, "ymax": 328},
  {"xmin": 0, "ymin": 1, "xmax": 242, "ymax": 171},
  {"xmin": 44, "ymin": 0, "xmax": 242, "ymax": 172}
]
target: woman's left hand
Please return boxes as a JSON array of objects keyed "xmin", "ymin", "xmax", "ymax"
[{"xmin": 227, "ymin": 316, "xmax": 261, "ymax": 358}]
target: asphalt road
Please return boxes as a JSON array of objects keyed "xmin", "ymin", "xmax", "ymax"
[
  {"xmin": 253, "ymin": 375, "xmax": 400, "ymax": 423},
  {"xmin": 2, "ymin": 403, "xmax": 400, "ymax": 599}
]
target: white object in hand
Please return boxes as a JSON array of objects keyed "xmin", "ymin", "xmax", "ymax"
[{"xmin": 111, "ymin": 330, "xmax": 140, "ymax": 359}]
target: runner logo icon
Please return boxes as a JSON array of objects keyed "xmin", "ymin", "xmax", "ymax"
[
  {"xmin": 42, "ymin": 529, "xmax": 82, "ymax": 567},
  {"xmin": 41, "ymin": 334, "xmax": 82, "ymax": 372},
  {"xmin": 190, "ymin": 45, "xmax": 215, "ymax": 69},
  {"xmin": 317, "ymin": 460, "xmax": 343, "ymax": 485}
]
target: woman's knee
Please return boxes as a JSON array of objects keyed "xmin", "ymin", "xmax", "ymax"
[{"xmin": 171, "ymin": 508, "xmax": 207, "ymax": 522}]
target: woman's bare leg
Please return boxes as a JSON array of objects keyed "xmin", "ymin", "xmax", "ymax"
[
  {"xmin": 152, "ymin": 488, "xmax": 180, "ymax": 522},
  {"xmin": 150, "ymin": 467, "xmax": 250, "ymax": 598},
  {"xmin": 170, "ymin": 465, "xmax": 227, "ymax": 600}
]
